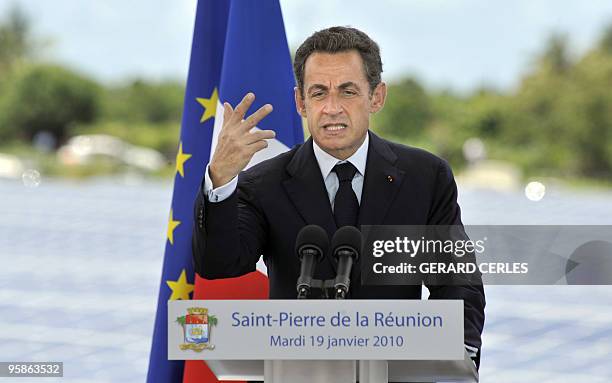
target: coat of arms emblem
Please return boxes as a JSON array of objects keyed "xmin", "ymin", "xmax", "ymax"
[{"xmin": 176, "ymin": 307, "xmax": 217, "ymax": 351}]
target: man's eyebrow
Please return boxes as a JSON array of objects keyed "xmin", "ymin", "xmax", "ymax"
[
  {"xmin": 338, "ymin": 81, "xmax": 360, "ymax": 90},
  {"xmin": 307, "ymin": 84, "xmax": 328, "ymax": 94}
]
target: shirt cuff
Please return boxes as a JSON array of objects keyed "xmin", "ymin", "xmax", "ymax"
[{"xmin": 204, "ymin": 164, "xmax": 238, "ymax": 203}]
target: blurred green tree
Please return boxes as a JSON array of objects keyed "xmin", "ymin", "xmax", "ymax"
[
  {"xmin": 598, "ymin": 23, "xmax": 612, "ymax": 54},
  {"xmin": 1, "ymin": 64, "xmax": 100, "ymax": 144},
  {"xmin": 372, "ymin": 77, "xmax": 431, "ymax": 138},
  {"xmin": 0, "ymin": 5, "xmax": 33, "ymax": 74},
  {"xmin": 508, "ymin": 28, "xmax": 612, "ymax": 178},
  {"xmin": 102, "ymin": 79, "xmax": 185, "ymax": 123},
  {"xmin": 541, "ymin": 33, "xmax": 572, "ymax": 74}
]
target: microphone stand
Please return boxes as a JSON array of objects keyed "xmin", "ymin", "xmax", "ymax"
[{"xmin": 295, "ymin": 226, "xmax": 360, "ymax": 300}]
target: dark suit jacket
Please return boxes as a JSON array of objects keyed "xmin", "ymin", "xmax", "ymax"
[{"xmin": 192, "ymin": 131, "xmax": 485, "ymax": 353}]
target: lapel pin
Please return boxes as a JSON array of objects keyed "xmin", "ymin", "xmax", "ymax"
[{"xmin": 387, "ymin": 175, "xmax": 393, "ymax": 182}]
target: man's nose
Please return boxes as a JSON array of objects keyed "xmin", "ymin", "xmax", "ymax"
[{"xmin": 322, "ymin": 94, "xmax": 343, "ymax": 115}]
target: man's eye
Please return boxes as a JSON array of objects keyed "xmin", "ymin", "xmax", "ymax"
[
  {"xmin": 343, "ymin": 90, "xmax": 356, "ymax": 96},
  {"xmin": 311, "ymin": 92, "xmax": 325, "ymax": 98}
]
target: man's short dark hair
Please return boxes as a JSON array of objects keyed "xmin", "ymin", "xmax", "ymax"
[{"xmin": 293, "ymin": 26, "xmax": 383, "ymax": 97}]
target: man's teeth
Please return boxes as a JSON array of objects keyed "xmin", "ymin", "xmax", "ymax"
[{"xmin": 325, "ymin": 124, "xmax": 346, "ymax": 131}]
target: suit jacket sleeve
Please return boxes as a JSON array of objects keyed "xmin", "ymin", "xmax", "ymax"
[
  {"xmin": 192, "ymin": 171, "xmax": 267, "ymax": 279},
  {"xmin": 425, "ymin": 160, "xmax": 486, "ymax": 357}
]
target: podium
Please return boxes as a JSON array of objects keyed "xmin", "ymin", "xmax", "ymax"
[
  {"xmin": 207, "ymin": 354, "xmax": 478, "ymax": 382},
  {"xmin": 168, "ymin": 300, "xmax": 478, "ymax": 382}
]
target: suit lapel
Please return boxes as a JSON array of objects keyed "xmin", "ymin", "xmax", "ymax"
[
  {"xmin": 283, "ymin": 138, "xmax": 338, "ymax": 273},
  {"xmin": 351, "ymin": 133, "xmax": 404, "ymax": 298},
  {"xmin": 358, "ymin": 132, "xmax": 405, "ymax": 226}
]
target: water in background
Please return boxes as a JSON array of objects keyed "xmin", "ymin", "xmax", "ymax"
[{"xmin": 0, "ymin": 177, "xmax": 611, "ymax": 383}]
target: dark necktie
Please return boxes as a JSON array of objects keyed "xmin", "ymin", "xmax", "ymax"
[{"xmin": 332, "ymin": 162, "xmax": 359, "ymax": 227}]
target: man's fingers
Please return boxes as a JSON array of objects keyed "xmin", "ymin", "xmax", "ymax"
[
  {"xmin": 244, "ymin": 129, "xmax": 276, "ymax": 145},
  {"xmin": 248, "ymin": 139, "xmax": 269, "ymax": 154},
  {"xmin": 243, "ymin": 104, "xmax": 274, "ymax": 129},
  {"xmin": 223, "ymin": 102, "xmax": 233, "ymax": 122},
  {"xmin": 232, "ymin": 92, "xmax": 255, "ymax": 122}
]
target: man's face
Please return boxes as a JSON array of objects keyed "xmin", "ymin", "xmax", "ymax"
[{"xmin": 295, "ymin": 50, "xmax": 386, "ymax": 160}]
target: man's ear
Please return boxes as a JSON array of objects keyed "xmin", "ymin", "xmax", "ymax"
[
  {"xmin": 369, "ymin": 82, "xmax": 387, "ymax": 113},
  {"xmin": 294, "ymin": 87, "xmax": 306, "ymax": 117}
]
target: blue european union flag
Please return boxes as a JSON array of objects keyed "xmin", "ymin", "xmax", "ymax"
[{"xmin": 146, "ymin": 0, "xmax": 303, "ymax": 382}]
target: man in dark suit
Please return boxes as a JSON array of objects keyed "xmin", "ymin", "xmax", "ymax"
[{"xmin": 192, "ymin": 26, "xmax": 485, "ymax": 365}]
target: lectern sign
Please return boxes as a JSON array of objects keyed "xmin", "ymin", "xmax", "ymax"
[{"xmin": 168, "ymin": 300, "xmax": 464, "ymax": 360}]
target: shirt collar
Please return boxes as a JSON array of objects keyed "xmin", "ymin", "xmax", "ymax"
[{"xmin": 312, "ymin": 131, "xmax": 369, "ymax": 180}]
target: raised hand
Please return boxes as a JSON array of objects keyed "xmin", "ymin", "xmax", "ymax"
[{"xmin": 209, "ymin": 93, "xmax": 275, "ymax": 187}]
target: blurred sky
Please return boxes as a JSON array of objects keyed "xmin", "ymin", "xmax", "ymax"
[{"xmin": 1, "ymin": 0, "xmax": 612, "ymax": 92}]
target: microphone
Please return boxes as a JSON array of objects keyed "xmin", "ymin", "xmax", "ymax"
[
  {"xmin": 295, "ymin": 225, "xmax": 329, "ymax": 299},
  {"xmin": 331, "ymin": 226, "xmax": 362, "ymax": 299}
]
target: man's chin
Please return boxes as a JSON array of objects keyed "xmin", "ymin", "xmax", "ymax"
[{"xmin": 318, "ymin": 140, "xmax": 345, "ymax": 152}]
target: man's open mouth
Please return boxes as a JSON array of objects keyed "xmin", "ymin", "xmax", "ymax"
[{"xmin": 322, "ymin": 124, "xmax": 347, "ymax": 131}]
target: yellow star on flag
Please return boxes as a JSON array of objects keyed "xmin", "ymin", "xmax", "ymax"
[
  {"xmin": 166, "ymin": 269, "xmax": 194, "ymax": 300},
  {"xmin": 196, "ymin": 88, "xmax": 219, "ymax": 123},
  {"xmin": 175, "ymin": 142, "xmax": 192, "ymax": 178},
  {"xmin": 167, "ymin": 209, "xmax": 181, "ymax": 245}
]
